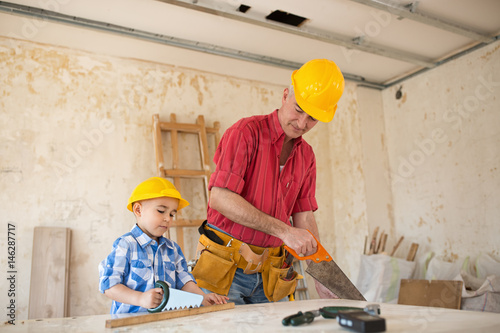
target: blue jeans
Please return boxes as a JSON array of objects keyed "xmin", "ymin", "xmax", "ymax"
[{"xmin": 202, "ymin": 268, "xmax": 289, "ymax": 305}]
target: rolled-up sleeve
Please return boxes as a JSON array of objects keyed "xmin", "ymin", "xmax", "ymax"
[
  {"xmin": 208, "ymin": 128, "xmax": 250, "ymax": 194},
  {"xmin": 99, "ymin": 239, "xmax": 130, "ymax": 293}
]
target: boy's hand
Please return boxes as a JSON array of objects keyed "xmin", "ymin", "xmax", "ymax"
[
  {"xmin": 202, "ymin": 293, "xmax": 229, "ymax": 306},
  {"xmin": 140, "ymin": 287, "xmax": 164, "ymax": 309}
]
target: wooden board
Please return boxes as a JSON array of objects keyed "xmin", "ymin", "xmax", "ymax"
[
  {"xmin": 406, "ymin": 243, "xmax": 419, "ymax": 261},
  {"xmin": 398, "ymin": 279, "xmax": 463, "ymax": 309},
  {"xmin": 105, "ymin": 302, "xmax": 235, "ymax": 328},
  {"xmin": 28, "ymin": 227, "xmax": 71, "ymax": 319}
]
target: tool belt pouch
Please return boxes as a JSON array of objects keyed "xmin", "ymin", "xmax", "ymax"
[
  {"xmin": 191, "ymin": 234, "xmax": 237, "ymax": 295},
  {"xmin": 262, "ymin": 250, "xmax": 301, "ymax": 302}
]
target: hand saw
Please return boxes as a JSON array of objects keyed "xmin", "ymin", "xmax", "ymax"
[
  {"xmin": 284, "ymin": 231, "xmax": 366, "ymax": 301},
  {"xmin": 148, "ymin": 281, "xmax": 204, "ymax": 313}
]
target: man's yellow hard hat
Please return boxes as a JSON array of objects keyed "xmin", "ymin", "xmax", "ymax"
[
  {"xmin": 291, "ymin": 59, "xmax": 345, "ymax": 123},
  {"xmin": 127, "ymin": 177, "xmax": 189, "ymax": 211}
]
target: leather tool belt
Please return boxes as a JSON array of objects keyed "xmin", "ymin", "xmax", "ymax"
[{"xmin": 191, "ymin": 222, "xmax": 302, "ymax": 301}]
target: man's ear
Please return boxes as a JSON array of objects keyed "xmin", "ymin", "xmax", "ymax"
[
  {"xmin": 132, "ymin": 202, "xmax": 142, "ymax": 217},
  {"xmin": 282, "ymin": 87, "xmax": 289, "ymax": 105}
]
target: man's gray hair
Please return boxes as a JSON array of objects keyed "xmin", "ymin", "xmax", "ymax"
[{"xmin": 287, "ymin": 84, "xmax": 295, "ymax": 100}]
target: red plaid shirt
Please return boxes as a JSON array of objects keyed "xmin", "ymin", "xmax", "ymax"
[{"xmin": 207, "ymin": 110, "xmax": 318, "ymax": 248}]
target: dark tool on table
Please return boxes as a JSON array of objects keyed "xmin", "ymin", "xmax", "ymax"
[
  {"xmin": 282, "ymin": 304, "xmax": 380, "ymax": 326},
  {"xmin": 148, "ymin": 281, "xmax": 203, "ymax": 313},
  {"xmin": 337, "ymin": 309, "xmax": 386, "ymax": 332},
  {"xmin": 284, "ymin": 230, "xmax": 366, "ymax": 301}
]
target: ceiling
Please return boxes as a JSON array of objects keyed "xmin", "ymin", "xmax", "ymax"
[{"xmin": 1, "ymin": 0, "xmax": 499, "ymax": 89}]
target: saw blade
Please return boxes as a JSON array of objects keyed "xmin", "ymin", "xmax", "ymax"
[
  {"xmin": 148, "ymin": 281, "xmax": 204, "ymax": 313},
  {"xmin": 164, "ymin": 287, "xmax": 204, "ymax": 311},
  {"xmin": 306, "ymin": 260, "xmax": 366, "ymax": 301}
]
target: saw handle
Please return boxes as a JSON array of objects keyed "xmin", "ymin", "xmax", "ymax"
[
  {"xmin": 284, "ymin": 230, "xmax": 333, "ymax": 263},
  {"xmin": 147, "ymin": 280, "xmax": 170, "ymax": 313}
]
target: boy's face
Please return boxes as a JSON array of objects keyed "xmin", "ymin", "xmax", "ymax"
[{"xmin": 133, "ymin": 197, "xmax": 180, "ymax": 241}]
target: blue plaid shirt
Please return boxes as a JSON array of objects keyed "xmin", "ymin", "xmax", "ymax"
[{"xmin": 99, "ymin": 224, "xmax": 195, "ymax": 314}]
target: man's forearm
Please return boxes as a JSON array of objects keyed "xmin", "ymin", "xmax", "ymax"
[
  {"xmin": 210, "ymin": 187, "xmax": 317, "ymax": 254},
  {"xmin": 209, "ymin": 186, "xmax": 289, "ymax": 239},
  {"xmin": 292, "ymin": 210, "xmax": 320, "ymax": 240}
]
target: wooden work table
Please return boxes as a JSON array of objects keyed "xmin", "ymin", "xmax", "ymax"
[{"xmin": 3, "ymin": 299, "xmax": 500, "ymax": 332}]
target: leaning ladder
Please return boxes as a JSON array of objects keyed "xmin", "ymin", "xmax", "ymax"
[
  {"xmin": 294, "ymin": 260, "xmax": 310, "ymax": 300},
  {"xmin": 152, "ymin": 113, "xmax": 221, "ymax": 253}
]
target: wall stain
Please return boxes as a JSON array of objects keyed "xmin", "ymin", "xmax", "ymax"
[
  {"xmin": 401, "ymin": 92, "xmax": 407, "ymax": 104},
  {"xmin": 480, "ymin": 43, "xmax": 500, "ymax": 61},
  {"xmin": 190, "ymin": 75, "xmax": 208, "ymax": 106}
]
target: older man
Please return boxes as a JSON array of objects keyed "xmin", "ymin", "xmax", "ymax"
[{"xmin": 193, "ymin": 59, "xmax": 345, "ymax": 304}]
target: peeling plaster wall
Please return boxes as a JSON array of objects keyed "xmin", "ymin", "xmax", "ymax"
[
  {"xmin": 325, "ymin": 83, "xmax": 368, "ymax": 282},
  {"xmin": 382, "ymin": 41, "xmax": 500, "ymax": 263}
]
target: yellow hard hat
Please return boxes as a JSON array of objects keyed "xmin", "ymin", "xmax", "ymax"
[
  {"xmin": 291, "ymin": 59, "xmax": 345, "ymax": 123},
  {"xmin": 127, "ymin": 177, "xmax": 189, "ymax": 212}
]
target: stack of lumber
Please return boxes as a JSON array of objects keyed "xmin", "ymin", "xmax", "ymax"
[{"xmin": 363, "ymin": 227, "xmax": 419, "ymax": 262}]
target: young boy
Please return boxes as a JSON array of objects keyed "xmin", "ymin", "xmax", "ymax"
[{"xmin": 99, "ymin": 177, "xmax": 228, "ymax": 314}]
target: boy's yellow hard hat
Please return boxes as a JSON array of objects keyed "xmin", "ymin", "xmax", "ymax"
[
  {"xmin": 291, "ymin": 59, "xmax": 345, "ymax": 123},
  {"xmin": 127, "ymin": 177, "xmax": 190, "ymax": 211}
]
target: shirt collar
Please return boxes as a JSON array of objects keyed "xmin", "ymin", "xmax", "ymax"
[
  {"xmin": 270, "ymin": 109, "xmax": 303, "ymax": 146},
  {"xmin": 130, "ymin": 224, "xmax": 171, "ymax": 249}
]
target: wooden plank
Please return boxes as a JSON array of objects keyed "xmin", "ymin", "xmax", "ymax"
[
  {"xmin": 398, "ymin": 279, "xmax": 463, "ymax": 309},
  {"xmin": 169, "ymin": 114, "xmax": 185, "ymax": 250},
  {"xmin": 363, "ymin": 235, "xmax": 368, "ymax": 255},
  {"xmin": 197, "ymin": 115, "xmax": 211, "ymax": 202},
  {"xmin": 173, "ymin": 177, "xmax": 185, "ymax": 250},
  {"xmin": 163, "ymin": 169, "xmax": 210, "ymax": 177},
  {"xmin": 380, "ymin": 233, "xmax": 388, "ymax": 253},
  {"xmin": 29, "ymin": 227, "xmax": 71, "ymax": 319},
  {"xmin": 105, "ymin": 302, "xmax": 235, "ymax": 328},
  {"xmin": 406, "ymin": 243, "xmax": 419, "ymax": 261},
  {"xmin": 159, "ymin": 121, "xmax": 219, "ymax": 134},
  {"xmin": 152, "ymin": 114, "xmax": 165, "ymax": 177},
  {"xmin": 375, "ymin": 231, "xmax": 385, "ymax": 254},
  {"xmin": 368, "ymin": 226, "xmax": 379, "ymax": 255},
  {"xmin": 170, "ymin": 114, "xmax": 179, "ymax": 170},
  {"xmin": 390, "ymin": 236, "xmax": 404, "ymax": 256},
  {"xmin": 170, "ymin": 218, "xmax": 205, "ymax": 228}
]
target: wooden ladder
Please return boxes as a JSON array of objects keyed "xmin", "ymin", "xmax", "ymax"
[{"xmin": 152, "ymin": 113, "xmax": 221, "ymax": 253}]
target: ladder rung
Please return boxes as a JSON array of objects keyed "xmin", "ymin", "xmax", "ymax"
[
  {"xmin": 159, "ymin": 121, "xmax": 219, "ymax": 134},
  {"xmin": 171, "ymin": 219, "xmax": 205, "ymax": 227},
  {"xmin": 164, "ymin": 169, "xmax": 211, "ymax": 177}
]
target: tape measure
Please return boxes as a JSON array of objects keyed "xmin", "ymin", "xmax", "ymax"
[{"xmin": 336, "ymin": 309, "xmax": 386, "ymax": 332}]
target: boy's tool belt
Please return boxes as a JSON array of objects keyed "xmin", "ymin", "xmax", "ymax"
[{"xmin": 191, "ymin": 222, "xmax": 302, "ymax": 301}]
